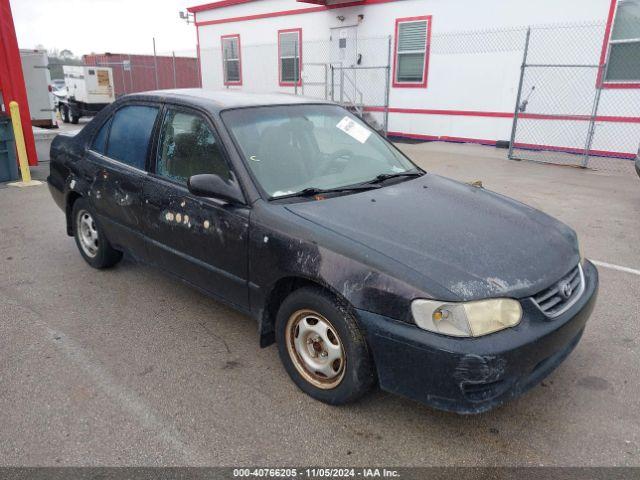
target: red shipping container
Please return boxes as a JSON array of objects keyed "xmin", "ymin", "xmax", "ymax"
[{"xmin": 83, "ymin": 53, "xmax": 200, "ymax": 97}]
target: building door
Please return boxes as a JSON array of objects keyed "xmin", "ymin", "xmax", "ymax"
[
  {"xmin": 331, "ymin": 25, "xmax": 358, "ymax": 67},
  {"xmin": 331, "ymin": 26, "xmax": 359, "ymax": 107}
]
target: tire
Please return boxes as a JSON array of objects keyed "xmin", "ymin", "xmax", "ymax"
[
  {"xmin": 71, "ymin": 113, "xmax": 79, "ymax": 124},
  {"xmin": 60, "ymin": 105, "xmax": 70, "ymax": 123},
  {"xmin": 72, "ymin": 198, "xmax": 122, "ymax": 269},
  {"xmin": 275, "ymin": 286, "xmax": 375, "ymax": 405}
]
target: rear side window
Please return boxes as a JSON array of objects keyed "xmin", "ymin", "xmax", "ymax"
[
  {"xmin": 106, "ymin": 105, "xmax": 159, "ymax": 170},
  {"xmin": 91, "ymin": 117, "xmax": 111, "ymax": 154}
]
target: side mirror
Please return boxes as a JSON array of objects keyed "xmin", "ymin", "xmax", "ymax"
[{"xmin": 187, "ymin": 174, "xmax": 244, "ymax": 204}]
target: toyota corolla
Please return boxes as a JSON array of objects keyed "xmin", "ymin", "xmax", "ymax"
[{"xmin": 47, "ymin": 90, "xmax": 598, "ymax": 414}]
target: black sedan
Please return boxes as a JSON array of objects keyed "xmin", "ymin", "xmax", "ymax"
[{"xmin": 47, "ymin": 90, "xmax": 598, "ymax": 414}]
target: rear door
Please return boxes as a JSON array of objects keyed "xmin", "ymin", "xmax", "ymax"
[
  {"xmin": 86, "ymin": 103, "xmax": 160, "ymax": 260},
  {"xmin": 142, "ymin": 105, "xmax": 250, "ymax": 309}
]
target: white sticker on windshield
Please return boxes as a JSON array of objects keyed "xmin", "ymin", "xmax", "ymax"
[{"xmin": 336, "ymin": 116, "xmax": 372, "ymax": 144}]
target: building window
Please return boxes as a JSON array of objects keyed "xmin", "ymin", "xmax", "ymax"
[
  {"xmin": 278, "ymin": 28, "xmax": 302, "ymax": 86},
  {"xmin": 221, "ymin": 34, "xmax": 242, "ymax": 85},
  {"xmin": 392, "ymin": 16, "xmax": 431, "ymax": 88},
  {"xmin": 604, "ymin": 0, "xmax": 640, "ymax": 84}
]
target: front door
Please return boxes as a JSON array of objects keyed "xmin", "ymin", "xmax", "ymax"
[
  {"xmin": 142, "ymin": 106, "xmax": 250, "ymax": 309},
  {"xmin": 331, "ymin": 26, "xmax": 359, "ymax": 105},
  {"xmin": 331, "ymin": 25, "xmax": 358, "ymax": 67},
  {"xmin": 86, "ymin": 103, "xmax": 160, "ymax": 261}
]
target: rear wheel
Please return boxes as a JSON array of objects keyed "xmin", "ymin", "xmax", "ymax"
[
  {"xmin": 276, "ymin": 287, "xmax": 375, "ymax": 404},
  {"xmin": 72, "ymin": 198, "xmax": 122, "ymax": 269},
  {"xmin": 60, "ymin": 105, "xmax": 70, "ymax": 123}
]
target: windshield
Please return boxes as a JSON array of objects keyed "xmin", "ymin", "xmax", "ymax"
[{"xmin": 221, "ymin": 104, "xmax": 418, "ymax": 198}]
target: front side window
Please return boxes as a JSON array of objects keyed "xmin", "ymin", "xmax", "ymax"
[
  {"xmin": 156, "ymin": 109, "xmax": 231, "ymax": 184},
  {"xmin": 222, "ymin": 104, "xmax": 416, "ymax": 198},
  {"xmin": 393, "ymin": 16, "xmax": 431, "ymax": 87},
  {"xmin": 278, "ymin": 29, "xmax": 302, "ymax": 86},
  {"xmin": 106, "ymin": 105, "xmax": 159, "ymax": 169},
  {"xmin": 605, "ymin": 0, "xmax": 640, "ymax": 83},
  {"xmin": 221, "ymin": 34, "xmax": 242, "ymax": 85}
]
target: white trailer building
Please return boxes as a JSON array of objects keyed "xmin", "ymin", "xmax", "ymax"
[{"xmin": 189, "ymin": 0, "xmax": 640, "ymax": 170}]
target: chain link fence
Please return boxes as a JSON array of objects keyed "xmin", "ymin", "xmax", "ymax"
[
  {"xmin": 509, "ymin": 22, "xmax": 640, "ymax": 173},
  {"xmin": 194, "ymin": 22, "xmax": 639, "ymax": 174}
]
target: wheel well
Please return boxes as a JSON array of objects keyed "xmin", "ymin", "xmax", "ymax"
[
  {"xmin": 65, "ymin": 192, "xmax": 82, "ymax": 236},
  {"xmin": 260, "ymin": 276, "xmax": 344, "ymax": 348}
]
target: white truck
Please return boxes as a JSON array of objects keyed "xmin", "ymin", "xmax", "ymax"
[
  {"xmin": 20, "ymin": 49, "xmax": 57, "ymax": 128},
  {"xmin": 57, "ymin": 65, "xmax": 115, "ymax": 124}
]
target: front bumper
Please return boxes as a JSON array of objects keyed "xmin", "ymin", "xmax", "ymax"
[{"xmin": 356, "ymin": 260, "xmax": 598, "ymax": 414}]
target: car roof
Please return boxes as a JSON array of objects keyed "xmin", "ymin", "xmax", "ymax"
[{"xmin": 122, "ymin": 88, "xmax": 333, "ymax": 113}]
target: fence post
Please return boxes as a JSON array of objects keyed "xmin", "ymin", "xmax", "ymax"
[
  {"xmin": 172, "ymin": 51, "xmax": 177, "ymax": 88},
  {"xmin": 383, "ymin": 35, "xmax": 392, "ymax": 136},
  {"xmin": 120, "ymin": 63, "xmax": 126, "ymax": 95},
  {"xmin": 128, "ymin": 54, "xmax": 133, "ymax": 92},
  {"xmin": 508, "ymin": 27, "xmax": 531, "ymax": 160},
  {"xmin": 152, "ymin": 37, "xmax": 159, "ymax": 89},
  {"xmin": 583, "ymin": 82, "xmax": 603, "ymax": 168},
  {"xmin": 330, "ymin": 65, "xmax": 335, "ymax": 102},
  {"xmin": 324, "ymin": 64, "xmax": 329, "ymax": 100}
]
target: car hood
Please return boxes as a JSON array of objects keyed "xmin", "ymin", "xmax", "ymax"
[{"xmin": 285, "ymin": 174, "xmax": 579, "ymax": 301}]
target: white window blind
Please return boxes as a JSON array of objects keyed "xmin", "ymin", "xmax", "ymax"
[
  {"xmin": 606, "ymin": 0, "xmax": 640, "ymax": 82},
  {"xmin": 396, "ymin": 20, "xmax": 428, "ymax": 84},
  {"xmin": 279, "ymin": 31, "xmax": 301, "ymax": 83},
  {"xmin": 222, "ymin": 36, "xmax": 240, "ymax": 84}
]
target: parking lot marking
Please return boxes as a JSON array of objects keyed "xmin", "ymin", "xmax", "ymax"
[{"xmin": 592, "ymin": 260, "xmax": 640, "ymax": 277}]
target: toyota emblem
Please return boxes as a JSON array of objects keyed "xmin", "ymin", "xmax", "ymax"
[{"xmin": 559, "ymin": 281, "xmax": 573, "ymax": 299}]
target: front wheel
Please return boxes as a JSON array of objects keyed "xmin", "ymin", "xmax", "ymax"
[
  {"xmin": 72, "ymin": 198, "xmax": 122, "ymax": 269},
  {"xmin": 276, "ymin": 287, "xmax": 375, "ymax": 405}
]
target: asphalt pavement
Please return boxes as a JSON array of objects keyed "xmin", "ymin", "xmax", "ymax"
[{"xmin": 1, "ymin": 140, "xmax": 638, "ymax": 466}]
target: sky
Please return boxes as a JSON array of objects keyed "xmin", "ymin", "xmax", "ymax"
[{"xmin": 11, "ymin": 0, "xmax": 199, "ymax": 57}]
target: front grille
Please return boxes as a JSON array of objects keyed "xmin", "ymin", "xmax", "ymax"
[{"xmin": 532, "ymin": 264, "xmax": 585, "ymax": 318}]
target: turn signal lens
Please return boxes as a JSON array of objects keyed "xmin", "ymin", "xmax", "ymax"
[{"xmin": 411, "ymin": 298, "xmax": 523, "ymax": 337}]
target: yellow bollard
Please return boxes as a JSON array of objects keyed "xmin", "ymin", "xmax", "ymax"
[{"xmin": 8, "ymin": 100, "xmax": 41, "ymax": 187}]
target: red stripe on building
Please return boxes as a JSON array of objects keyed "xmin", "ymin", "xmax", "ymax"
[
  {"xmin": 193, "ymin": 0, "xmax": 401, "ymax": 26},
  {"xmin": 388, "ymin": 131, "xmax": 635, "ymax": 160},
  {"xmin": 364, "ymin": 106, "xmax": 640, "ymax": 123},
  {"xmin": 513, "ymin": 142, "xmax": 636, "ymax": 159}
]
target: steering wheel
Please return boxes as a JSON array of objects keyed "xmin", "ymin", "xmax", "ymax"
[{"xmin": 318, "ymin": 149, "xmax": 353, "ymax": 176}]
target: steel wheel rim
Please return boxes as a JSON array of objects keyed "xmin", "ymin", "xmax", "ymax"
[
  {"xmin": 77, "ymin": 209, "xmax": 99, "ymax": 258},
  {"xmin": 285, "ymin": 309, "xmax": 346, "ymax": 390}
]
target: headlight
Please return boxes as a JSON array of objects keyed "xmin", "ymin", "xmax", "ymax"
[{"xmin": 411, "ymin": 298, "xmax": 522, "ymax": 337}]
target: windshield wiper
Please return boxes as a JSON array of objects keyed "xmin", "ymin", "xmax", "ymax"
[
  {"xmin": 271, "ymin": 184, "xmax": 381, "ymax": 200},
  {"xmin": 364, "ymin": 169, "xmax": 425, "ymax": 185}
]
